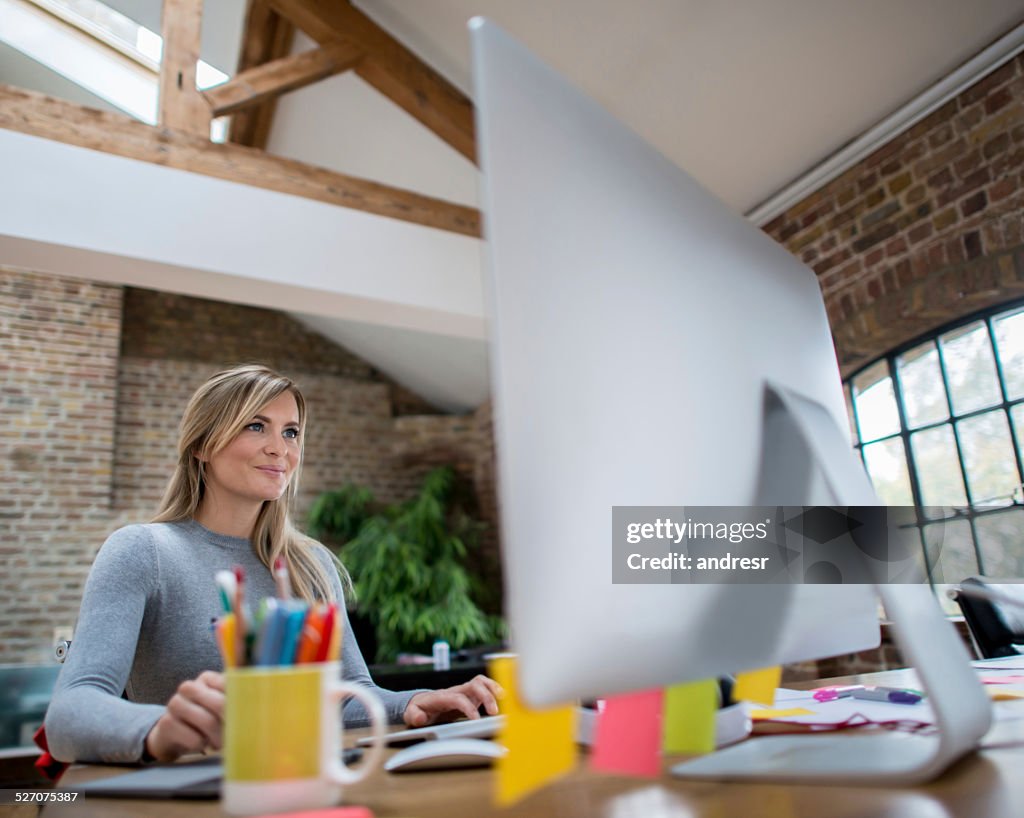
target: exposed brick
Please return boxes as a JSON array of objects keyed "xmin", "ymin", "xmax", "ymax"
[
  {"xmin": 865, "ymin": 248, "xmax": 885, "ymax": 267},
  {"xmin": 887, "ymin": 171, "xmax": 913, "ymax": 195},
  {"xmin": 983, "ymin": 132, "xmax": 1011, "ymax": 160},
  {"xmin": 862, "ymin": 200, "xmax": 900, "ymax": 229},
  {"xmin": 960, "ymin": 190, "xmax": 988, "ymax": 218},
  {"xmin": 905, "ymin": 184, "xmax": 927, "ymax": 205},
  {"xmin": 933, "ymin": 207, "xmax": 958, "ymax": 232},
  {"xmin": 985, "ymin": 87, "xmax": 1014, "ymax": 116},
  {"xmin": 963, "ymin": 230, "xmax": 983, "ymax": 260},
  {"xmin": 961, "ymin": 58, "xmax": 1018, "ymax": 107},
  {"xmin": 908, "ymin": 221, "xmax": 934, "ymax": 245},
  {"xmin": 928, "ymin": 167, "xmax": 953, "ymax": 189},
  {"xmin": 852, "ymin": 222, "xmax": 899, "ymax": 254},
  {"xmin": 953, "ymin": 148, "xmax": 983, "ymax": 178},
  {"xmin": 990, "ymin": 177, "xmax": 1017, "ymax": 204}
]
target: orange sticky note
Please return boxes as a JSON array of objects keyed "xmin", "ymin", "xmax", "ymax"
[
  {"xmin": 590, "ymin": 688, "xmax": 664, "ymax": 777},
  {"xmin": 663, "ymin": 679, "xmax": 716, "ymax": 755},
  {"xmin": 490, "ymin": 656, "xmax": 576, "ymax": 805},
  {"xmin": 733, "ymin": 666, "xmax": 781, "ymax": 705}
]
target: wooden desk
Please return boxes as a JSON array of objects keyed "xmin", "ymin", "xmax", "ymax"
[{"xmin": 39, "ymin": 667, "xmax": 1024, "ymax": 818}]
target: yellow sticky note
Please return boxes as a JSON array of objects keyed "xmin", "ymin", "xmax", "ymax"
[
  {"xmin": 733, "ymin": 666, "xmax": 782, "ymax": 705},
  {"xmin": 490, "ymin": 657, "xmax": 576, "ymax": 806},
  {"xmin": 749, "ymin": 707, "xmax": 815, "ymax": 721},
  {"xmin": 663, "ymin": 679, "xmax": 717, "ymax": 755}
]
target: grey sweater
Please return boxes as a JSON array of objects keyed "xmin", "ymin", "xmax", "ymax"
[{"xmin": 44, "ymin": 520, "xmax": 421, "ymax": 763}]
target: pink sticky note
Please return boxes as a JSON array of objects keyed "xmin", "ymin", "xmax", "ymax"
[
  {"xmin": 981, "ymin": 675, "xmax": 1024, "ymax": 685},
  {"xmin": 590, "ymin": 688, "xmax": 664, "ymax": 777}
]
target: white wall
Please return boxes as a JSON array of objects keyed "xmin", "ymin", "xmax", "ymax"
[{"xmin": 0, "ymin": 129, "xmax": 485, "ymax": 340}]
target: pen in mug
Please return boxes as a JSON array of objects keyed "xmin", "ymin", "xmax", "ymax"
[
  {"xmin": 274, "ymin": 556, "xmax": 292, "ymax": 600},
  {"xmin": 215, "ymin": 570, "xmax": 236, "ymax": 614},
  {"xmin": 234, "ymin": 565, "xmax": 247, "ymax": 665}
]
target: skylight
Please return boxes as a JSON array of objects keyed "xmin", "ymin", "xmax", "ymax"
[{"xmin": 1, "ymin": 0, "xmax": 229, "ymax": 140}]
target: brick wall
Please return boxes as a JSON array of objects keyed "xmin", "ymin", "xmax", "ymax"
[
  {"xmin": 1, "ymin": 269, "xmax": 125, "ymax": 663},
  {"xmin": 764, "ymin": 53, "xmax": 1024, "ymax": 376},
  {"xmin": 1, "ymin": 273, "xmax": 500, "ymax": 663},
  {"xmin": 766, "ymin": 56, "xmax": 1024, "ymax": 678}
]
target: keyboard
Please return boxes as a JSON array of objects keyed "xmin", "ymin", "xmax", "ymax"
[
  {"xmin": 359, "ymin": 708, "xmax": 599, "ymax": 748},
  {"xmin": 359, "ymin": 715, "xmax": 506, "ymax": 747}
]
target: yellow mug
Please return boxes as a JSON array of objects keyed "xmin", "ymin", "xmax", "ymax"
[{"xmin": 222, "ymin": 661, "xmax": 386, "ymax": 816}]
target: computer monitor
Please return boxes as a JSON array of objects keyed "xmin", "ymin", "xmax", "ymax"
[{"xmin": 469, "ymin": 18, "xmax": 990, "ymax": 783}]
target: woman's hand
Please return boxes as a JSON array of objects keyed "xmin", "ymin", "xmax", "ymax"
[
  {"xmin": 403, "ymin": 674, "xmax": 504, "ymax": 728},
  {"xmin": 144, "ymin": 671, "xmax": 226, "ymax": 762}
]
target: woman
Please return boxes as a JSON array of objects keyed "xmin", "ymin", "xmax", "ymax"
[{"xmin": 45, "ymin": 364, "xmax": 501, "ymax": 763}]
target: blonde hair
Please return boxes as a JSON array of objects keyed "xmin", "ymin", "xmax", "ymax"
[{"xmin": 153, "ymin": 364, "xmax": 347, "ymax": 602}]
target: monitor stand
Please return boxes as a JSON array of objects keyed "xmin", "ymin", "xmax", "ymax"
[{"xmin": 670, "ymin": 383, "xmax": 992, "ymax": 785}]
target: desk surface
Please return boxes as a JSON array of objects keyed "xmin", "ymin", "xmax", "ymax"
[{"xmin": 41, "ymin": 667, "xmax": 1024, "ymax": 818}]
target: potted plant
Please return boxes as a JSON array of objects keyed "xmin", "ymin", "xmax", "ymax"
[{"xmin": 308, "ymin": 467, "xmax": 504, "ymax": 662}]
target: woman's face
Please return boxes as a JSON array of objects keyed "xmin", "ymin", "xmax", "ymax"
[{"xmin": 202, "ymin": 391, "xmax": 302, "ymax": 509}]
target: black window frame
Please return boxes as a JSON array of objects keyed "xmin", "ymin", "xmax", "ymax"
[{"xmin": 844, "ymin": 298, "xmax": 1024, "ymax": 586}]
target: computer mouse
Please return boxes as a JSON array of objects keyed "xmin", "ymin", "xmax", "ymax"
[{"xmin": 384, "ymin": 738, "xmax": 508, "ymax": 773}]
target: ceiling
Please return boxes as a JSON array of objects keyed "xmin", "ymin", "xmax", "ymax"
[{"xmin": 3, "ymin": 0, "xmax": 1024, "ymax": 411}]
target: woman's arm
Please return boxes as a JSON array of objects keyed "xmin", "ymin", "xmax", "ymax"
[
  {"xmin": 43, "ymin": 526, "xmax": 166, "ymax": 763},
  {"xmin": 336, "ymin": 599, "xmax": 428, "ymax": 725}
]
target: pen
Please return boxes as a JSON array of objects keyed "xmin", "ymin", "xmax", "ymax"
[
  {"xmin": 274, "ymin": 556, "xmax": 292, "ymax": 600},
  {"xmin": 851, "ymin": 687, "xmax": 923, "ymax": 704},
  {"xmin": 234, "ymin": 565, "xmax": 247, "ymax": 666},
  {"xmin": 214, "ymin": 570, "xmax": 236, "ymax": 614},
  {"xmin": 813, "ymin": 685, "xmax": 862, "ymax": 702}
]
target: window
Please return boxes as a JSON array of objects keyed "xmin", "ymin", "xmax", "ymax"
[
  {"xmin": 0, "ymin": 0, "xmax": 228, "ymax": 139},
  {"xmin": 846, "ymin": 302, "xmax": 1024, "ymax": 610}
]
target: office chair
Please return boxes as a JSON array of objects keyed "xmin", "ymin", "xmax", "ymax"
[{"xmin": 952, "ymin": 576, "xmax": 1024, "ymax": 659}]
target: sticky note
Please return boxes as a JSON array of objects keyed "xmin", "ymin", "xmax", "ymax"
[
  {"xmin": 663, "ymin": 679, "xmax": 717, "ymax": 755},
  {"xmin": 490, "ymin": 657, "xmax": 576, "ymax": 805},
  {"xmin": 590, "ymin": 688, "xmax": 663, "ymax": 777},
  {"xmin": 252, "ymin": 808, "xmax": 374, "ymax": 818},
  {"xmin": 733, "ymin": 666, "xmax": 781, "ymax": 705},
  {"xmin": 749, "ymin": 707, "xmax": 816, "ymax": 721}
]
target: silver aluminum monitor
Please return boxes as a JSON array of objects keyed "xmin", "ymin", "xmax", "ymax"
[
  {"xmin": 470, "ymin": 19, "xmax": 877, "ymax": 705},
  {"xmin": 470, "ymin": 18, "xmax": 990, "ymax": 784}
]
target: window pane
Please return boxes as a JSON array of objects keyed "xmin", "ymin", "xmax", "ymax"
[
  {"xmin": 852, "ymin": 361, "xmax": 900, "ymax": 442},
  {"xmin": 994, "ymin": 307, "xmax": 1024, "ymax": 401},
  {"xmin": 975, "ymin": 508, "xmax": 1024, "ymax": 578},
  {"xmin": 1011, "ymin": 404, "xmax": 1024, "ymax": 475},
  {"xmin": 862, "ymin": 438, "xmax": 913, "ymax": 505},
  {"xmin": 957, "ymin": 411, "xmax": 1017, "ymax": 507},
  {"xmin": 940, "ymin": 321, "xmax": 1001, "ymax": 415},
  {"xmin": 910, "ymin": 426, "xmax": 967, "ymax": 513},
  {"xmin": 895, "ymin": 342, "xmax": 948, "ymax": 429},
  {"xmin": 923, "ymin": 518, "xmax": 978, "ymax": 585}
]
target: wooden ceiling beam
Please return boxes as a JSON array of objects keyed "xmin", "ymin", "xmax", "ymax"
[
  {"xmin": 203, "ymin": 41, "xmax": 364, "ymax": 117},
  {"xmin": 0, "ymin": 85, "xmax": 480, "ymax": 238},
  {"xmin": 158, "ymin": 0, "xmax": 211, "ymax": 137},
  {"xmin": 229, "ymin": 1, "xmax": 296, "ymax": 149},
  {"xmin": 267, "ymin": 0, "xmax": 476, "ymax": 163}
]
